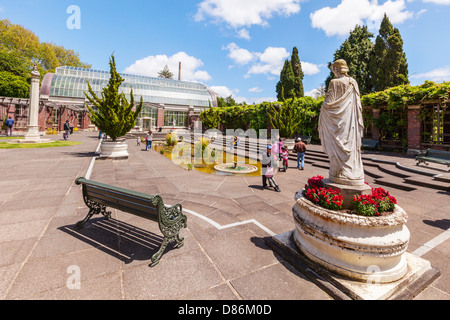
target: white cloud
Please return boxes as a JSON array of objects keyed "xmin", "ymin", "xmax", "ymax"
[
  {"xmin": 310, "ymin": 0, "xmax": 413, "ymax": 37},
  {"xmin": 223, "ymin": 43, "xmax": 255, "ymax": 65},
  {"xmin": 410, "ymin": 66, "xmax": 450, "ymax": 82},
  {"xmin": 123, "ymin": 52, "xmax": 211, "ymax": 82},
  {"xmin": 224, "ymin": 43, "xmax": 321, "ymax": 78},
  {"xmin": 301, "ymin": 61, "xmax": 321, "ymax": 76},
  {"xmin": 305, "ymin": 88, "xmax": 321, "ymax": 98},
  {"xmin": 415, "ymin": 9, "xmax": 427, "ymax": 19},
  {"xmin": 247, "ymin": 47, "xmax": 290, "ymax": 77},
  {"xmin": 210, "ymin": 85, "xmax": 238, "ymax": 97},
  {"xmin": 236, "ymin": 28, "xmax": 251, "ymax": 40},
  {"xmin": 210, "ymin": 85, "xmax": 276, "ymax": 104},
  {"xmin": 423, "ymin": 0, "xmax": 450, "ymax": 4},
  {"xmin": 195, "ymin": 0, "xmax": 301, "ymax": 38}
]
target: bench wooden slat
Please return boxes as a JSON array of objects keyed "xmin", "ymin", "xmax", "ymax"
[
  {"xmin": 74, "ymin": 177, "xmax": 187, "ymax": 267},
  {"xmin": 416, "ymin": 148, "xmax": 450, "ymax": 167},
  {"xmin": 84, "ymin": 185, "xmax": 159, "ymax": 220}
]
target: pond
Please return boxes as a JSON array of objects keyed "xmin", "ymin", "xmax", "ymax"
[{"xmin": 154, "ymin": 143, "xmax": 262, "ymax": 176}]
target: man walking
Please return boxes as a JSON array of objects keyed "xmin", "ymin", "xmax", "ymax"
[
  {"xmin": 293, "ymin": 137, "xmax": 307, "ymax": 170},
  {"xmin": 146, "ymin": 131, "xmax": 153, "ymax": 151},
  {"xmin": 5, "ymin": 117, "xmax": 14, "ymax": 136},
  {"xmin": 63, "ymin": 120, "xmax": 71, "ymax": 140}
]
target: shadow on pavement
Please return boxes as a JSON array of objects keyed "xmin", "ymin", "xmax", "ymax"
[{"xmin": 58, "ymin": 217, "xmax": 170, "ymax": 265}]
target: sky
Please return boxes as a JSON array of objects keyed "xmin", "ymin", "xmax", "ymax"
[{"xmin": 0, "ymin": 0, "xmax": 449, "ymax": 104}]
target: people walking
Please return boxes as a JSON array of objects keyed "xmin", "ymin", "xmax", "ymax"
[
  {"xmin": 5, "ymin": 117, "xmax": 14, "ymax": 136},
  {"xmin": 281, "ymin": 146, "xmax": 289, "ymax": 171},
  {"xmin": 63, "ymin": 120, "xmax": 71, "ymax": 140},
  {"xmin": 146, "ymin": 131, "xmax": 153, "ymax": 151},
  {"xmin": 293, "ymin": 137, "xmax": 307, "ymax": 170},
  {"xmin": 262, "ymin": 145, "xmax": 280, "ymax": 192},
  {"xmin": 278, "ymin": 137, "xmax": 283, "ymax": 160}
]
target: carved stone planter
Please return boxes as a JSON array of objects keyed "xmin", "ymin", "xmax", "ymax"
[
  {"xmin": 282, "ymin": 138, "xmax": 295, "ymax": 151},
  {"xmin": 99, "ymin": 139, "xmax": 129, "ymax": 159},
  {"xmin": 292, "ymin": 190, "xmax": 410, "ymax": 283}
]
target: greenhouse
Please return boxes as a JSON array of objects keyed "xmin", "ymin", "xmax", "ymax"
[{"xmin": 36, "ymin": 66, "xmax": 218, "ymax": 132}]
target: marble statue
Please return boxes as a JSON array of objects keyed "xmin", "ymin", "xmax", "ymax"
[{"xmin": 318, "ymin": 59, "xmax": 365, "ymax": 186}]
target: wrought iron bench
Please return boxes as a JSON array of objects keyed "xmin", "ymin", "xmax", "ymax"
[
  {"xmin": 362, "ymin": 139, "xmax": 380, "ymax": 150},
  {"xmin": 298, "ymin": 135, "xmax": 312, "ymax": 144},
  {"xmin": 416, "ymin": 149, "xmax": 450, "ymax": 167},
  {"xmin": 74, "ymin": 177, "xmax": 187, "ymax": 267}
]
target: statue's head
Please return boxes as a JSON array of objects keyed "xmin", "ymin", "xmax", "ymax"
[{"xmin": 330, "ymin": 59, "xmax": 349, "ymax": 77}]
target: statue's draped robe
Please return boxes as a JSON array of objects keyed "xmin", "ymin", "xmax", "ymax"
[{"xmin": 318, "ymin": 76, "xmax": 365, "ymax": 186}]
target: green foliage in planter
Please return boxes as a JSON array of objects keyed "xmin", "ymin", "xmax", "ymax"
[
  {"xmin": 84, "ymin": 55, "xmax": 143, "ymax": 141},
  {"xmin": 165, "ymin": 132, "xmax": 178, "ymax": 146},
  {"xmin": 303, "ymin": 176, "xmax": 343, "ymax": 211},
  {"xmin": 352, "ymin": 186, "xmax": 397, "ymax": 217}
]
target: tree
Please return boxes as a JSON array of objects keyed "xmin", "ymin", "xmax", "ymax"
[
  {"xmin": 0, "ymin": 19, "xmax": 91, "ymax": 76},
  {"xmin": 268, "ymin": 99, "xmax": 302, "ymax": 138},
  {"xmin": 0, "ymin": 48, "xmax": 29, "ymax": 78},
  {"xmin": 276, "ymin": 59, "xmax": 296, "ymax": 101},
  {"xmin": 217, "ymin": 95, "xmax": 237, "ymax": 107},
  {"xmin": 291, "ymin": 47, "xmax": 305, "ymax": 98},
  {"xmin": 84, "ymin": 55, "xmax": 143, "ymax": 141},
  {"xmin": 158, "ymin": 65, "xmax": 174, "ymax": 79},
  {"xmin": 0, "ymin": 71, "xmax": 30, "ymax": 98},
  {"xmin": 326, "ymin": 25, "xmax": 374, "ymax": 95},
  {"xmin": 369, "ymin": 14, "xmax": 409, "ymax": 91}
]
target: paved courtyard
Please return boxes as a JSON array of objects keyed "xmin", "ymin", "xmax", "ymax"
[{"xmin": 0, "ymin": 131, "xmax": 448, "ymax": 300}]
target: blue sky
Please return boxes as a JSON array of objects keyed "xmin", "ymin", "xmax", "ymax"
[{"xmin": 1, "ymin": 0, "xmax": 449, "ymax": 104}]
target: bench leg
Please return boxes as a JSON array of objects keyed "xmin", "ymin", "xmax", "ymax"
[
  {"xmin": 149, "ymin": 235, "xmax": 185, "ymax": 267},
  {"xmin": 150, "ymin": 237, "xmax": 170, "ymax": 267},
  {"xmin": 76, "ymin": 199, "xmax": 111, "ymax": 229}
]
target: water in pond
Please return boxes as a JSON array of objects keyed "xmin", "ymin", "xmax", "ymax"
[{"xmin": 154, "ymin": 143, "xmax": 262, "ymax": 176}]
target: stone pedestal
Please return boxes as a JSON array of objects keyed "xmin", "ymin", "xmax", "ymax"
[
  {"xmin": 292, "ymin": 191, "xmax": 410, "ymax": 283},
  {"xmin": 267, "ymin": 230, "xmax": 441, "ymax": 300},
  {"xmin": 264, "ymin": 189, "xmax": 441, "ymax": 299},
  {"xmin": 322, "ymin": 179, "xmax": 372, "ymax": 210}
]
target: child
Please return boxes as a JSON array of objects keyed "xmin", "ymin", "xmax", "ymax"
[
  {"xmin": 136, "ymin": 137, "xmax": 141, "ymax": 146},
  {"xmin": 262, "ymin": 145, "xmax": 281, "ymax": 192},
  {"xmin": 281, "ymin": 146, "xmax": 289, "ymax": 171}
]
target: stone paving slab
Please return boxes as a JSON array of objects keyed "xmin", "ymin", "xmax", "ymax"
[{"xmin": 0, "ymin": 132, "xmax": 448, "ymax": 300}]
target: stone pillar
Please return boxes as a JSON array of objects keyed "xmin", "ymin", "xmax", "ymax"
[
  {"xmin": 157, "ymin": 106, "xmax": 165, "ymax": 128},
  {"xmin": 24, "ymin": 66, "xmax": 41, "ymax": 142},
  {"xmin": 407, "ymin": 105, "xmax": 421, "ymax": 154}
]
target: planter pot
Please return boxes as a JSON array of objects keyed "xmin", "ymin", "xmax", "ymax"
[
  {"xmin": 100, "ymin": 139, "xmax": 129, "ymax": 159},
  {"xmin": 282, "ymin": 138, "xmax": 295, "ymax": 151},
  {"xmin": 292, "ymin": 190, "xmax": 410, "ymax": 283}
]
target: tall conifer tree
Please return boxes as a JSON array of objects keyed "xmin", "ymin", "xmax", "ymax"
[
  {"xmin": 291, "ymin": 47, "xmax": 305, "ymax": 98},
  {"xmin": 326, "ymin": 25, "xmax": 374, "ymax": 95},
  {"xmin": 369, "ymin": 14, "xmax": 409, "ymax": 91},
  {"xmin": 276, "ymin": 59, "xmax": 296, "ymax": 101}
]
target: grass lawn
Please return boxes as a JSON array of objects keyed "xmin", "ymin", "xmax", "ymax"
[{"xmin": 0, "ymin": 137, "xmax": 82, "ymax": 149}]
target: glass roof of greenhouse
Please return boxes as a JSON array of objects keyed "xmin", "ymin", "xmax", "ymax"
[{"xmin": 48, "ymin": 66, "xmax": 215, "ymax": 108}]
